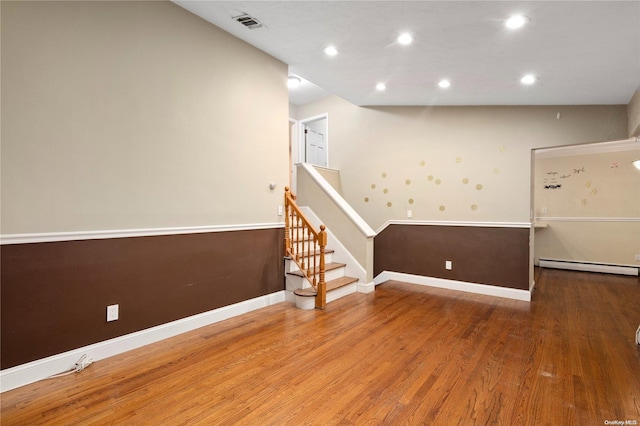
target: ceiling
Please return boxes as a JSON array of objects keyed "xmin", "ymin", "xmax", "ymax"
[{"xmin": 174, "ymin": 1, "xmax": 640, "ymax": 107}]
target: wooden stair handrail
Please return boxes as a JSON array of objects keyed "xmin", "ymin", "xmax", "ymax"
[{"xmin": 284, "ymin": 187, "xmax": 327, "ymax": 309}]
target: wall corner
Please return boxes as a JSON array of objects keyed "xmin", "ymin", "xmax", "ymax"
[{"xmin": 628, "ymin": 89, "xmax": 640, "ymax": 137}]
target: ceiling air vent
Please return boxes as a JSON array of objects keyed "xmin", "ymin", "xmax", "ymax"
[{"xmin": 233, "ymin": 14, "xmax": 263, "ymax": 30}]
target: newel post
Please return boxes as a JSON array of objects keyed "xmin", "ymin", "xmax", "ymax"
[
  {"xmin": 316, "ymin": 224, "xmax": 328, "ymax": 309},
  {"xmin": 284, "ymin": 187, "xmax": 291, "ymax": 256}
]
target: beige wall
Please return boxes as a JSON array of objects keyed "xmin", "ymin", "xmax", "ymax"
[
  {"xmin": 534, "ymin": 221, "xmax": 640, "ymax": 266},
  {"xmin": 628, "ymin": 89, "xmax": 640, "ymax": 137},
  {"xmin": 289, "ymin": 103, "xmax": 300, "ymax": 120},
  {"xmin": 535, "ymin": 150, "xmax": 640, "ymax": 218},
  {"xmin": 534, "ymin": 149, "xmax": 640, "ymax": 266},
  {"xmin": 313, "ymin": 166, "xmax": 343, "ymax": 195},
  {"xmin": 1, "ymin": 1, "xmax": 289, "ymax": 234},
  {"xmin": 297, "ymin": 95, "xmax": 628, "ymax": 229}
]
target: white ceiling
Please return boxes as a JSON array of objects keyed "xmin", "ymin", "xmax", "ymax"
[{"xmin": 174, "ymin": 1, "xmax": 640, "ymax": 107}]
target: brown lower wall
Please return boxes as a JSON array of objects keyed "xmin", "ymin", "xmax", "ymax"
[
  {"xmin": 374, "ymin": 224, "xmax": 530, "ymax": 290},
  {"xmin": 1, "ymin": 228, "xmax": 284, "ymax": 369}
]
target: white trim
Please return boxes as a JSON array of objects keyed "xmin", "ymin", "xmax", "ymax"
[
  {"xmin": 0, "ymin": 291, "xmax": 286, "ymax": 392},
  {"xmin": 534, "ymin": 137, "xmax": 639, "ymax": 159},
  {"xmin": 299, "ymin": 113, "xmax": 329, "ymax": 124},
  {"xmin": 533, "ymin": 217, "xmax": 640, "ymax": 223},
  {"xmin": 539, "ymin": 259, "xmax": 639, "ymax": 276},
  {"xmin": 357, "ymin": 281, "xmax": 376, "ymax": 294},
  {"xmin": 299, "ymin": 113, "xmax": 329, "ymax": 167},
  {"xmin": 376, "ymin": 219, "xmax": 531, "ymax": 234},
  {"xmin": 0, "ymin": 223, "xmax": 285, "ymax": 245},
  {"xmin": 300, "ymin": 163, "xmax": 376, "ymax": 238},
  {"xmin": 374, "ymin": 271, "xmax": 532, "ymax": 302},
  {"xmin": 310, "ymin": 165, "xmax": 341, "ymax": 173}
]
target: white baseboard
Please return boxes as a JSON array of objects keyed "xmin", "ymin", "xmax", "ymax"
[
  {"xmin": 284, "ymin": 290, "xmax": 296, "ymax": 304},
  {"xmin": 357, "ymin": 281, "xmax": 376, "ymax": 294},
  {"xmin": 0, "ymin": 291, "xmax": 285, "ymax": 393},
  {"xmin": 374, "ymin": 271, "xmax": 531, "ymax": 302},
  {"xmin": 539, "ymin": 259, "xmax": 639, "ymax": 276}
]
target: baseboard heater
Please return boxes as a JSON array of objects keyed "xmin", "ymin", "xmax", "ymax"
[{"xmin": 539, "ymin": 258, "xmax": 639, "ymax": 276}]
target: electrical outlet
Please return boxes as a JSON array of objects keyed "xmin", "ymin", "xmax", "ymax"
[
  {"xmin": 277, "ymin": 205, "xmax": 283, "ymax": 216},
  {"xmin": 107, "ymin": 304, "xmax": 119, "ymax": 322},
  {"xmin": 407, "ymin": 210, "xmax": 412, "ymax": 218},
  {"xmin": 541, "ymin": 207, "xmax": 548, "ymax": 214},
  {"xmin": 445, "ymin": 260, "xmax": 452, "ymax": 270},
  {"xmin": 635, "ymin": 254, "xmax": 640, "ymax": 262}
]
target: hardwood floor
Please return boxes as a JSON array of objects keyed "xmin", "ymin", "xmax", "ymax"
[{"xmin": 2, "ymin": 268, "xmax": 639, "ymax": 425}]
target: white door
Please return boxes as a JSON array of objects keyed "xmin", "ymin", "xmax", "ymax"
[{"xmin": 305, "ymin": 127, "xmax": 327, "ymax": 167}]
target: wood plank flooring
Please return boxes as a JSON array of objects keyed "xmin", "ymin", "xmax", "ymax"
[{"xmin": 2, "ymin": 268, "xmax": 639, "ymax": 425}]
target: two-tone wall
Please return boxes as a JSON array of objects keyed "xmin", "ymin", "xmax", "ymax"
[
  {"xmin": 1, "ymin": 229, "xmax": 284, "ymax": 369},
  {"xmin": 1, "ymin": 1, "xmax": 288, "ymax": 378},
  {"xmin": 297, "ymin": 95, "xmax": 629, "ymax": 294},
  {"xmin": 375, "ymin": 223, "xmax": 530, "ymax": 291}
]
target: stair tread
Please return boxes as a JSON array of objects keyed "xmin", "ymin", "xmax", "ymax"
[
  {"xmin": 326, "ymin": 276, "xmax": 359, "ymax": 291},
  {"xmin": 286, "ymin": 262, "xmax": 346, "ymax": 277},
  {"xmin": 293, "ymin": 276, "xmax": 359, "ymax": 297},
  {"xmin": 293, "ymin": 288, "xmax": 317, "ymax": 297}
]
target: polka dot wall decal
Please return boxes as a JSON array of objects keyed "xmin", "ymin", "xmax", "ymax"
[
  {"xmin": 499, "ymin": 146, "xmax": 506, "ymax": 152},
  {"xmin": 493, "ymin": 168, "xmax": 501, "ymax": 174},
  {"xmin": 387, "ymin": 202, "xmax": 393, "ymax": 207},
  {"xmin": 475, "ymin": 184, "xmax": 483, "ymax": 190},
  {"xmin": 383, "ymin": 188, "xmax": 389, "ymax": 194},
  {"xmin": 591, "ymin": 188, "xmax": 598, "ymax": 195},
  {"xmin": 439, "ymin": 205, "xmax": 446, "ymax": 211},
  {"xmin": 408, "ymin": 198, "xmax": 414, "ymax": 204},
  {"xmin": 581, "ymin": 199, "xmax": 587, "ymax": 205},
  {"xmin": 382, "ymin": 172, "xmax": 387, "ymax": 178},
  {"xmin": 462, "ymin": 178, "xmax": 469, "ymax": 184},
  {"xmin": 435, "ymin": 179, "xmax": 441, "ymax": 185},
  {"xmin": 471, "ymin": 204, "xmax": 478, "ymax": 211},
  {"xmin": 455, "ymin": 157, "xmax": 462, "ymax": 163},
  {"xmin": 405, "ymin": 179, "xmax": 411, "ymax": 185},
  {"xmin": 371, "ymin": 184, "xmax": 376, "ymax": 189},
  {"xmin": 420, "ymin": 160, "xmax": 425, "ymax": 167},
  {"xmin": 585, "ymin": 181, "xmax": 591, "ymax": 188},
  {"xmin": 428, "ymin": 175, "xmax": 434, "ymax": 181},
  {"xmin": 364, "ymin": 197, "xmax": 369, "ymax": 202}
]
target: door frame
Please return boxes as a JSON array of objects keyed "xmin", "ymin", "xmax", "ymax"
[{"xmin": 298, "ymin": 113, "xmax": 329, "ymax": 167}]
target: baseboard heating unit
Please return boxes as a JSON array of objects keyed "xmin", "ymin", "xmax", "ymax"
[{"xmin": 539, "ymin": 259, "xmax": 639, "ymax": 276}]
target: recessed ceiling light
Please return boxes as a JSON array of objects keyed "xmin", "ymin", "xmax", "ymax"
[
  {"xmin": 397, "ymin": 33, "xmax": 413, "ymax": 45},
  {"xmin": 505, "ymin": 15, "xmax": 529, "ymax": 29},
  {"xmin": 323, "ymin": 46, "xmax": 339, "ymax": 56},
  {"xmin": 376, "ymin": 83, "xmax": 386, "ymax": 91},
  {"xmin": 287, "ymin": 76, "xmax": 301, "ymax": 89},
  {"xmin": 438, "ymin": 79, "xmax": 451, "ymax": 89},
  {"xmin": 520, "ymin": 74, "xmax": 537, "ymax": 85}
]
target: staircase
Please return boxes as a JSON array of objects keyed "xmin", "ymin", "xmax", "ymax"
[{"xmin": 284, "ymin": 187, "xmax": 359, "ymax": 309}]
